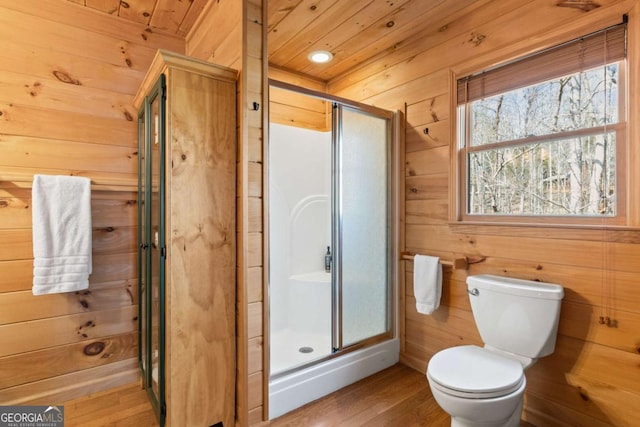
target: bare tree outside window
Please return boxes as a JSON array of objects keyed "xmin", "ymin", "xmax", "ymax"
[{"xmin": 463, "ymin": 64, "xmax": 620, "ymax": 216}]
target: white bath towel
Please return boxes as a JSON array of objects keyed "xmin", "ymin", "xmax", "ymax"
[
  {"xmin": 414, "ymin": 254, "xmax": 442, "ymax": 315},
  {"xmin": 32, "ymin": 174, "xmax": 92, "ymax": 295}
]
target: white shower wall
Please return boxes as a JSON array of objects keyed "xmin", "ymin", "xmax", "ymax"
[{"xmin": 269, "ymin": 123, "xmax": 331, "ymax": 340}]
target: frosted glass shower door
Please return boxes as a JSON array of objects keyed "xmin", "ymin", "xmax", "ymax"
[{"xmin": 337, "ymin": 106, "xmax": 391, "ymax": 348}]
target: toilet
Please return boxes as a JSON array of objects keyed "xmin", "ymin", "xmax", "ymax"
[{"xmin": 426, "ymin": 274, "xmax": 564, "ymax": 427}]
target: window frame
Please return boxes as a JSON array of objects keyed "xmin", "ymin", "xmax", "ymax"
[{"xmin": 455, "ymin": 30, "xmax": 628, "ymax": 227}]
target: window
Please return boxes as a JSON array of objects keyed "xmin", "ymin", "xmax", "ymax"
[{"xmin": 457, "ymin": 23, "xmax": 627, "ymax": 224}]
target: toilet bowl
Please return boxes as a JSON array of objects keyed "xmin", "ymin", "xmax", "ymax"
[
  {"xmin": 425, "ymin": 275, "xmax": 564, "ymax": 427},
  {"xmin": 427, "ymin": 345, "xmax": 526, "ymax": 427}
]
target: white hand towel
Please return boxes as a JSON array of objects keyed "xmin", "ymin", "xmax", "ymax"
[
  {"xmin": 414, "ymin": 254, "xmax": 442, "ymax": 315},
  {"xmin": 32, "ymin": 174, "xmax": 92, "ymax": 295}
]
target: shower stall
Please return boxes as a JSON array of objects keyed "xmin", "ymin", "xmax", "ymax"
[{"xmin": 267, "ymin": 81, "xmax": 400, "ymax": 418}]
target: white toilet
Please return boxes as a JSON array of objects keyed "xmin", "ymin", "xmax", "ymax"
[{"xmin": 426, "ymin": 274, "xmax": 564, "ymax": 427}]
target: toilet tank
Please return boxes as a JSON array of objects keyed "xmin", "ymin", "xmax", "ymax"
[{"xmin": 467, "ymin": 274, "xmax": 564, "ymax": 358}]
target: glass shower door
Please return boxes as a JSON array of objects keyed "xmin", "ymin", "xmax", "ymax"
[
  {"xmin": 268, "ymin": 82, "xmax": 394, "ymax": 378},
  {"xmin": 335, "ymin": 105, "xmax": 391, "ymax": 348}
]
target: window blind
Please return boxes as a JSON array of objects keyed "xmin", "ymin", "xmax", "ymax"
[{"xmin": 457, "ymin": 23, "xmax": 627, "ymax": 104}]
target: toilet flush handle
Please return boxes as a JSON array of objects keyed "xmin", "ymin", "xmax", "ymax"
[{"xmin": 468, "ymin": 288, "xmax": 479, "ymax": 296}]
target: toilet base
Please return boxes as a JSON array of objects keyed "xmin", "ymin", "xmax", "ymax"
[{"xmin": 450, "ymin": 399, "xmax": 522, "ymax": 427}]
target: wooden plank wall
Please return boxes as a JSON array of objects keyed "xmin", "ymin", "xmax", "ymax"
[
  {"xmin": 186, "ymin": 0, "xmax": 266, "ymax": 424},
  {"xmin": 269, "ymin": 66, "xmax": 330, "ymax": 131},
  {"xmin": 0, "ymin": 0, "xmax": 184, "ymax": 405},
  {"xmin": 329, "ymin": 1, "xmax": 640, "ymax": 426}
]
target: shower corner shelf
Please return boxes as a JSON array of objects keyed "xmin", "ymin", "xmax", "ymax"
[{"xmin": 400, "ymin": 252, "xmax": 469, "ymax": 270}]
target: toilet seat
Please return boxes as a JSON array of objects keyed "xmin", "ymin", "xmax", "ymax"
[{"xmin": 427, "ymin": 345, "xmax": 524, "ymax": 399}]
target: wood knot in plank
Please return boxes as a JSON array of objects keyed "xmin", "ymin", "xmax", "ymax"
[
  {"xmin": 83, "ymin": 341, "xmax": 106, "ymax": 356},
  {"xmin": 28, "ymin": 81, "xmax": 42, "ymax": 97},
  {"xmin": 556, "ymin": 1, "xmax": 600, "ymax": 12},
  {"xmin": 142, "ymin": 29, "xmax": 154, "ymax": 41},
  {"xmin": 52, "ymin": 70, "xmax": 81, "ymax": 85},
  {"xmin": 535, "ymin": 264, "xmax": 543, "ymax": 270},
  {"xmin": 120, "ymin": 1, "xmax": 130, "ymax": 8},
  {"xmin": 577, "ymin": 386, "xmax": 590, "ymax": 402},
  {"xmin": 468, "ymin": 32, "xmax": 486, "ymax": 47},
  {"xmin": 0, "ymin": 201, "xmax": 8, "ymax": 208},
  {"xmin": 125, "ymin": 58, "xmax": 133, "ymax": 68},
  {"xmin": 104, "ymin": 226, "xmax": 115, "ymax": 232},
  {"xmin": 123, "ymin": 111, "xmax": 133, "ymax": 121},
  {"xmin": 80, "ymin": 299, "xmax": 89, "ymax": 309}
]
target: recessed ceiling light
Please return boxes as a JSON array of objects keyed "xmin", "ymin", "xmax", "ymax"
[{"xmin": 308, "ymin": 50, "xmax": 333, "ymax": 64}]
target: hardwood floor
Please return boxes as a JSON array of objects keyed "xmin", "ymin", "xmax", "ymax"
[
  {"xmin": 61, "ymin": 364, "xmax": 445, "ymax": 426},
  {"xmin": 61, "ymin": 363, "xmax": 540, "ymax": 426},
  {"xmin": 258, "ymin": 363, "xmax": 450, "ymax": 427},
  {"xmin": 62, "ymin": 382, "xmax": 158, "ymax": 427}
]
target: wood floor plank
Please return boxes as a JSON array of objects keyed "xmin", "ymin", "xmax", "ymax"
[
  {"xmin": 367, "ymin": 392, "xmax": 447, "ymax": 427},
  {"xmin": 63, "ymin": 383, "xmax": 157, "ymax": 427},
  {"xmin": 60, "ymin": 363, "xmax": 446, "ymax": 426},
  {"xmin": 59, "ymin": 363, "xmax": 541, "ymax": 426},
  {"xmin": 259, "ymin": 364, "xmax": 447, "ymax": 426}
]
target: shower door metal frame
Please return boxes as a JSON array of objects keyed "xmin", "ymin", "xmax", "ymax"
[
  {"xmin": 331, "ymin": 102, "xmax": 395, "ymax": 354},
  {"xmin": 266, "ymin": 79, "xmax": 399, "ymax": 378}
]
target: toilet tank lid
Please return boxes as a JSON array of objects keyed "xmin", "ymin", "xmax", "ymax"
[{"xmin": 467, "ymin": 274, "xmax": 564, "ymax": 300}]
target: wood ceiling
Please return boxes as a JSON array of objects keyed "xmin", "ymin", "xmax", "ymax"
[
  {"xmin": 267, "ymin": 0, "xmax": 485, "ymax": 82},
  {"xmin": 65, "ymin": 0, "xmax": 208, "ymax": 36},
  {"xmin": 66, "ymin": 0, "xmax": 491, "ymax": 82}
]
